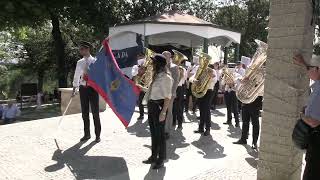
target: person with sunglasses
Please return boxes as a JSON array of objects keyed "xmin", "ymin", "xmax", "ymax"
[{"xmin": 293, "ymin": 54, "xmax": 320, "ymax": 180}]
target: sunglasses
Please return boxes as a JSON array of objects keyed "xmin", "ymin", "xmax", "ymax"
[{"xmin": 306, "ymin": 66, "xmax": 319, "ymax": 70}]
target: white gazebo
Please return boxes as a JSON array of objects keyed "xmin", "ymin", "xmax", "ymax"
[
  {"xmin": 109, "ymin": 10, "xmax": 241, "ymax": 50},
  {"xmin": 108, "ymin": 10, "xmax": 241, "ymax": 78}
]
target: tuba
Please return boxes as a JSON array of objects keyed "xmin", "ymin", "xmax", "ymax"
[
  {"xmin": 191, "ymin": 52, "xmax": 213, "ymax": 98},
  {"xmin": 172, "ymin": 49, "xmax": 188, "ymax": 81},
  {"xmin": 221, "ymin": 66, "xmax": 235, "ymax": 85},
  {"xmin": 236, "ymin": 40, "xmax": 268, "ymax": 104},
  {"xmin": 134, "ymin": 48, "xmax": 155, "ymax": 90}
]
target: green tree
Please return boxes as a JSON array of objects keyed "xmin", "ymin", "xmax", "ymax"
[
  {"xmin": 0, "ymin": 0, "xmax": 129, "ymax": 87},
  {"xmin": 213, "ymin": 0, "xmax": 269, "ymax": 58}
]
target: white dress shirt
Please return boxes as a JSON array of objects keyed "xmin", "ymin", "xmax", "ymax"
[
  {"xmin": 178, "ymin": 68, "xmax": 187, "ymax": 86},
  {"xmin": 3, "ymin": 104, "xmax": 21, "ymax": 119},
  {"xmin": 221, "ymin": 68, "xmax": 240, "ymax": 92},
  {"xmin": 73, "ymin": 55, "xmax": 96, "ymax": 88},
  {"xmin": 208, "ymin": 69, "xmax": 218, "ymax": 90},
  {"xmin": 132, "ymin": 58, "xmax": 146, "ymax": 77},
  {"xmin": 149, "ymin": 72, "xmax": 173, "ymax": 100}
]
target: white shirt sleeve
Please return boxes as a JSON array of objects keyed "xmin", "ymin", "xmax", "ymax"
[
  {"xmin": 73, "ymin": 60, "xmax": 82, "ymax": 88},
  {"xmin": 132, "ymin": 65, "xmax": 139, "ymax": 77}
]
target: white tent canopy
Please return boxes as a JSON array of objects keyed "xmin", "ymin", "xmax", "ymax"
[{"xmin": 109, "ymin": 11, "xmax": 241, "ymax": 48}]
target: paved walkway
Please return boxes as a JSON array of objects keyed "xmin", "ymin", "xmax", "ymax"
[{"xmin": 0, "ymin": 106, "xmax": 258, "ymax": 180}]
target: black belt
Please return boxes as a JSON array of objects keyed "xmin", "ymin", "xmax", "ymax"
[{"xmin": 149, "ymin": 99, "xmax": 164, "ymax": 104}]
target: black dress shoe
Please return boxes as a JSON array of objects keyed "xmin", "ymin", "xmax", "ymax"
[
  {"xmin": 223, "ymin": 122, "xmax": 232, "ymax": 125},
  {"xmin": 95, "ymin": 137, "xmax": 101, "ymax": 143},
  {"xmin": 252, "ymin": 143, "xmax": 258, "ymax": 149},
  {"xmin": 152, "ymin": 161, "xmax": 164, "ymax": 169},
  {"xmin": 142, "ymin": 157, "xmax": 156, "ymax": 164},
  {"xmin": 204, "ymin": 130, "xmax": 210, "ymax": 136},
  {"xmin": 233, "ymin": 139, "xmax": 247, "ymax": 145},
  {"xmin": 80, "ymin": 135, "xmax": 91, "ymax": 142},
  {"xmin": 194, "ymin": 130, "xmax": 204, "ymax": 134},
  {"xmin": 235, "ymin": 123, "xmax": 240, "ymax": 127},
  {"xmin": 177, "ymin": 125, "xmax": 183, "ymax": 130}
]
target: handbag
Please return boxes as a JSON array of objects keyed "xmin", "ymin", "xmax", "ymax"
[{"xmin": 292, "ymin": 119, "xmax": 312, "ymax": 150}]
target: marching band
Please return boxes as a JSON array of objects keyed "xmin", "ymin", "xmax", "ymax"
[
  {"xmin": 71, "ymin": 39, "xmax": 266, "ymax": 170},
  {"xmin": 130, "ymin": 45, "xmax": 265, "ymax": 169}
]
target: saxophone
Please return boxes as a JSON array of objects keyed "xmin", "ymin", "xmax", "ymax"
[
  {"xmin": 134, "ymin": 48, "xmax": 155, "ymax": 90},
  {"xmin": 236, "ymin": 40, "xmax": 268, "ymax": 104},
  {"xmin": 191, "ymin": 52, "xmax": 213, "ymax": 98}
]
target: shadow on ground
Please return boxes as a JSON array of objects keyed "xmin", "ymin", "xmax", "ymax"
[
  {"xmin": 144, "ymin": 166, "xmax": 166, "ymax": 180},
  {"xmin": 211, "ymin": 109, "xmax": 226, "ymax": 117},
  {"xmin": 127, "ymin": 119, "xmax": 150, "ymax": 137},
  {"xmin": 143, "ymin": 130, "xmax": 190, "ymax": 161},
  {"xmin": 245, "ymin": 145, "xmax": 258, "ymax": 169},
  {"xmin": 227, "ymin": 125, "xmax": 242, "ymax": 139},
  {"xmin": 167, "ymin": 130, "xmax": 190, "ymax": 160},
  {"xmin": 191, "ymin": 135, "xmax": 226, "ymax": 159},
  {"xmin": 45, "ymin": 142, "xmax": 130, "ymax": 180}
]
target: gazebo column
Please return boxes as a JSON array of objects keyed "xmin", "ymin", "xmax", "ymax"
[
  {"xmin": 144, "ymin": 36, "xmax": 149, "ymax": 48},
  {"xmin": 223, "ymin": 47, "xmax": 228, "ymax": 64},
  {"xmin": 234, "ymin": 43, "xmax": 240, "ymax": 63},
  {"xmin": 203, "ymin": 38, "xmax": 208, "ymax": 53},
  {"xmin": 257, "ymin": 0, "xmax": 314, "ymax": 180}
]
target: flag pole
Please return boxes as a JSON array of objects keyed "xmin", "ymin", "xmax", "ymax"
[{"xmin": 54, "ymin": 96, "xmax": 73, "ymax": 150}]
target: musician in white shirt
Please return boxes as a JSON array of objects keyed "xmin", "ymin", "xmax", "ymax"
[
  {"xmin": 186, "ymin": 56, "xmax": 200, "ymax": 113},
  {"xmin": 142, "ymin": 54, "xmax": 173, "ymax": 169},
  {"xmin": 162, "ymin": 51, "xmax": 180, "ymax": 139},
  {"xmin": 211, "ymin": 62, "xmax": 221, "ymax": 110},
  {"xmin": 132, "ymin": 53, "xmax": 146, "ymax": 120},
  {"xmin": 173, "ymin": 61, "xmax": 187, "ymax": 129},
  {"xmin": 193, "ymin": 62, "xmax": 217, "ymax": 136},
  {"xmin": 72, "ymin": 41, "xmax": 101, "ymax": 143}
]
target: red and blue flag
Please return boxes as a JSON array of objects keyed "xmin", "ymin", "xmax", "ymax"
[{"xmin": 87, "ymin": 39, "xmax": 140, "ymax": 127}]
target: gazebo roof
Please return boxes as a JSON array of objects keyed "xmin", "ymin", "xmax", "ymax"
[{"xmin": 109, "ymin": 10, "xmax": 241, "ymax": 48}]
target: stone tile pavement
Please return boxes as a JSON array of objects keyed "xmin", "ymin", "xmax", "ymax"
[{"xmin": 0, "ymin": 106, "xmax": 258, "ymax": 180}]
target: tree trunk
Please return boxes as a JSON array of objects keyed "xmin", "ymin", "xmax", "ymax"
[
  {"xmin": 38, "ymin": 71, "xmax": 44, "ymax": 92},
  {"xmin": 257, "ymin": 0, "xmax": 315, "ymax": 179},
  {"xmin": 50, "ymin": 12, "xmax": 67, "ymax": 88}
]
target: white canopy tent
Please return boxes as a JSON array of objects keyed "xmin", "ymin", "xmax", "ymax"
[{"xmin": 109, "ymin": 10, "xmax": 241, "ymax": 49}]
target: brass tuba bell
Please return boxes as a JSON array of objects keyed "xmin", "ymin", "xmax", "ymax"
[
  {"xmin": 172, "ymin": 49, "xmax": 188, "ymax": 82},
  {"xmin": 134, "ymin": 48, "xmax": 155, "ymax": 91},
  {"xmin": 236, "ymin": 40, "xmax": 268, "ymax": 104}
]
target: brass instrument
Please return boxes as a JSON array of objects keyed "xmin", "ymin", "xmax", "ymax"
[
  {"xmin": 191, "ymin": 52, "xmax": 213, "ymax": 98},
  {"xmin": 172, "ymin": 49, "xmax": 188, "ymax": 81},
  {"xmin": 236, "ymin": 40, "xmax": 268, "ymax": 104},
  {"xmin": 134, "ymin": 48, "xmax": 155, "ymax": 90},
  {"xmin": 221, "ymin": 66, "xmax": 235, "ymax": 85}
]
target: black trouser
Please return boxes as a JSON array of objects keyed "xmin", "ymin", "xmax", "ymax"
[
  {"xmin": 238, "ymin": 100, "xmax": 242, "ymax": 113},
  {"xmin": 138, "ymin": 91, "xmax": 145, "ymax": 117},
  {"xmin": 185, "ymin": 83, "xmax": 197, "ymax": 112},
  {"xmin": 240, "ymin": 96, "xmax": 263, "ymax": 144},
  {"xmin": 198, "ymin": 89, "xmax": 213, "ymax": 131},
  {"xmin": 173, "ymin": 85, "xmax": 185, "ymax": 126},
  {"xmin": 303, "ymin": 127, "xmax": 320, "ymax": 180},
  {"xmin": 147, "ymin": 99, "xmax": 166, "ymax": 161},
  {"xmin": 211, "ymin": 81, "xmax": 219, "ymax": 109},
  {"xmin": 224, "ymin": 91, "xmax": 239, "ymax": 124},
  {"xmin": 79, "ymin": 86, "xmax": 101, "ymax": 138}
]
